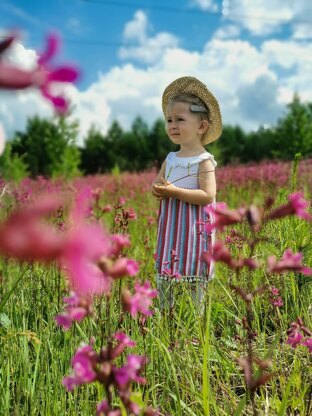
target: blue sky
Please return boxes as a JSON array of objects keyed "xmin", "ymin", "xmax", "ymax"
[{"xmin": 1, "ymin": 0, "xmax": 312, "ymax": 145}]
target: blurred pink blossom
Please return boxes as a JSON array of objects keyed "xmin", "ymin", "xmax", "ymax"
[
  {"xmin": 302, "ymin": 338, "xmax": 312, "ymax": 352},
  {"xmin": 266, "ymin": 192, "xmax": 311, "ymax": 221},
  {"xmin": 122, "ymin": 281, "xmax": 158, "ymax": 317},
  {"xmin": 63, "ymin": 344, "xmax": 97, "ymax": 391},
  {"xmin": 0, "ymin": 33, "xmax": 80, "ymax": 113},
  {"xmin": 0, "ymin": 195, "xmax": 64, "ymax": 262},
  {"xmin": 114, "ymin": 354, "xmax": 146, "ymax": 390},
  {"xmin": 61, "ymin": 222, "xmax": 113, "ymax": 295},
  {"xmin": 96, "ymin": 400, "xmax": 121, "ymax": 416},
  {"xmin": 205, "ymin": 202, "xmax": 246, "ymax": 233},
  {"xmin": 55, "ymin": 292, "xmax": 93, "ymax": 330},
  {"xmin": 111, "ymin": 332, "xmax": 136, "ymax": 359},
  {"xmin": 109, "ymin": 258, "xmax": 139, "ymax": 278},
  {"xmin": 267, "ymin": 248, "xmax": 312, "ymax": 276},
  {"xmin": 286, "ymin": 331, "xmax": 303, "ymax": 349}
]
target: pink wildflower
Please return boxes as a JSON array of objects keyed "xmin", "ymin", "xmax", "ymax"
[
  {"xmin": 266, "ymin": 192, "xmax": 311, "ymax": 221},
  {"xmin": 114, "ymin": 354, "xmax": 146, "ymax": 390},
  {"xmin": 286, "ymin": 331, "xmax": 303, "ymax": 349},
  {"xmin": 270, "ymin": 297, "xmax": 283, "ymax": 307},
  {"xmin": 271, "ymin": 287, "xmax": 280, "ymax": 296},
  {"xmin": 61, "ymin": 223, "xmax": 113, "ymax": 295},
  {"xmin": 96, "ymin": 400, "xmax": 121, "ymax": 416},
  {"xmin": 0, "ymin": 195, "xmax": 64, "ymax": 262},
  {"xmin": 302, "ymin": 338, "xmax": 312, "ymax": 353},
  {"xmin": 122, "ymin": 281, "xmax": 158, "ymax": 317},
  {"xmin": 111, "ymin": 332, "xmax": 136, "ymax": 359},
  {"xmin": 55, "ymin": 292, "xmax": 93, "ymax": 330},
  {"xmin": 0, "ymin": 33, "xmax": 79, "ymax": 113},
  {"xmin": 109, "ymin": 258, "xmax": 139, "ymax": 278},
  {"xmin": 205, "ymin": 202, "xmax": 246, "ymax": 233},
  {"xmin": 267, "ymin": 248, "xmax": 312, "ymax": 275},
  {"xmin": 62, "ymin": 344, "xmax": 97, "ymax": 391},
  {"xmin": 202, "ymin": 241, "xmax": 237, "ymax": 269},
  {"xmin": 110, "ymin": 234, "xmax": 130, "ymax": 255}
]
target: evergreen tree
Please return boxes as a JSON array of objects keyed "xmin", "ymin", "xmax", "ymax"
[{"xmin": 271, "ymin": 94, "xmax": 312, "ymax": 160}]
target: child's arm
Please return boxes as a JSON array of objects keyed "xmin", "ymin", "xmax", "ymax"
[{"xmin": 152, "ymin": 159, "xmax": 216, "ymax": 205}]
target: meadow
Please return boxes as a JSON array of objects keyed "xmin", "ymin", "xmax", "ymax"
[{"xmin": 0, "ymin": 158, "xmax": 311, "ymax": 416}]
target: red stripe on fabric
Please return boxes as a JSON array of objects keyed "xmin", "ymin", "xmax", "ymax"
[
  {"xmin": 172, "ymin": 199, "xmax": 180, "ymax": 275},
  {"xmin": 182, "ymin": 203, "xmax": 190, "ymax": 276},
  {"xmin": 157, "ymin": 200, "xmax": 169, "ymax": 273},
  {"xmin": 195, "ymin": 205, "xmax": 201, "ymax": 276}
]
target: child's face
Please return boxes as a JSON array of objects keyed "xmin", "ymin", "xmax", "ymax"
[{"xmin": 165, "ymin": 101, "xmax": 207, "ymax": 147}]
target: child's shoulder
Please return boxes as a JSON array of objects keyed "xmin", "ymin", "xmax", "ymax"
[{"xmin": 166, "ymin": 151, "xmax": 217, "ymax": 167}]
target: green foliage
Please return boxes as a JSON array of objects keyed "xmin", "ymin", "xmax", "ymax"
[
  {"xmin": 3, "ymin": 94, "xmax": 312, "ymax": 177},
  {"xmin": 10, "ymin": 115, "xmax": 81, "ymax": 178},
  {"xmin": 0, "ymin": 182, "xmax": 311, "ymax": 415},
  {"xmin": 270, "ymin": 94, "xmax": 312, "ymax": 160},
  {"xmin": 0, "ymin": 142, "xmax": 29, "ymax": 181}
]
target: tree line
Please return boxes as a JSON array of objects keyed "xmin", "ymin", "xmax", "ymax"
[{"xmin": 1, "ymin": 94, "xmax": 311, "ymax": 180}]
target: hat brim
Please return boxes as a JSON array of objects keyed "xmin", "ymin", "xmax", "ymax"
[{"xmin": 162, "ymin": 76, "xmax": 222, "ymax": 144}]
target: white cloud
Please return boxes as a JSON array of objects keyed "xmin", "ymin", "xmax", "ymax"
[
  {"xmin": 119, "ymin": 11, "xmax": 179, "ymax": 64},
  {"xmin": 191, "ymin": 0, "xmax": 219, "ymax": 12},
  {"xmin": 1, "ymin": 12, "xmax": 312, "ymax": 147},
  {"xmin": 1, "ymin": 38, "xmax": 37, "ymax": 70},
  {"xmin": 224, "ymin": 0, "xmax": 311, "ymax": 37},
  {"xmin": 214, "ymin": 24, "xmax": 241, "ymax": 39},
  {"xmin": 122, "ymin": 10, "xmax": 148, "ymax": 43}
]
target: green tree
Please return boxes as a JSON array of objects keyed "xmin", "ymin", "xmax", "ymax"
[
  {"xmin": 80, "ymin": 126, "xmax": 106, "ymax": 174},
  {"xmin": 271, "ymin": 94, "xmax": 312, "ymax": 160},
  {"xmin": 11, "ymin": 115, "xmax": 81, "ymax": 178},
  {"xmin": 215, "ymin": 125, "xmax": 247, "ymax": 165},
  {"xmin": 0, "ymin": 142, "xmax": 29, "ymax": 181}
]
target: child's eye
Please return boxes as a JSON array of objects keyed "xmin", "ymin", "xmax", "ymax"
[{"xmin": 166, "ymin": 119, "xmax": 172, "ymax": 123}]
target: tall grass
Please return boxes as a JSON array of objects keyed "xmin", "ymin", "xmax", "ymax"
[{"xmin": 0, "ymin": 168, "xmax": 311, "ymax": 415}]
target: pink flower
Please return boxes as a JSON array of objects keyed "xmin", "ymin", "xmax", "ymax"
[
  {"xmin": 270, "ymin": 297, "xmax": 283, "ymax": 308},
  {"xmin": 271, "ymin": 287, "xmax": 280, "ymax": 296},
  {"xmin": 122, "ymin": 281, "xmax": 158, "ymax": 317},
  {"xmin": 63, "ymin": 344, "xmax": 98, "ymax": 391},
  {"xmin": 96, "ymin": 400, "xmax": 121, "ymax": 416},
  {"xmin": 267, "ymin": 192, "xmax": 311, "ymax": 221},
  {"xmin": 286, "ymin": 331, "xmax": 303, "ymax": 349},
  {"xmin": 109, "ymin": 258, "xmax": 139, "ymax": 278},
  {"xmin": 202, "ymin": 241, "xmax": 237, "ymax": 269},
  {"xmin": 61, "ymin": 223, "xmax": 113, "ymax": 295},
  {"xmin": 302, "ymin": 338, "xmax": 312, "ymax": 353},
  {"xmin": 267, "ymin": 248, "xmax": 312, "ymax": 276},
  {"xmin": 55, "ymin": 292, "xmax": 93, "ymax": 330},
  {"xmin": 114, "ymin": 354, "xmax": 146, "ymax": 390},
  {"xmin": 124, "ymin": 208, "xmax": 137, "ymax": 220},
  {"xmin": 111, "ymin": 332, "xmax": 136, "ymax": 359},
  {"xmin": 0, "ymin": 195, "xmax": 64, "ymax": 262},
  {"xmin": 0, "ymin": 33, "xmax": 80, "ymax": 113},
  {"xmin": 205, "ymin": 202, "xmax": 246, "ymax": 233}
]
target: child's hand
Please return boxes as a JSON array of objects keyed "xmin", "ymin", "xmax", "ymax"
[{"xmin": 152, "ymin": 177, "xmax": 177, "ymax": 199}]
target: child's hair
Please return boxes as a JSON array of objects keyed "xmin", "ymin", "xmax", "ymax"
[{"xmin": 169, "ymin": 92, "xmax": 210, "ymax": 125}]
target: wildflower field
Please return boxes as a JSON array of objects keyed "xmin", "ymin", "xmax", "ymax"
[{"xmin": 0, "ymin": 158, "xmax": 311, "ymax": 416}]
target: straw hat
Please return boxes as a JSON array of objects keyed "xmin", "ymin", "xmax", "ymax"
[{"xmin": 162, "ymin": 76, "xmax": 222, "ymax": 144}]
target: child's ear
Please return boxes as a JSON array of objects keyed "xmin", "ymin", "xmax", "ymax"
[{"xmin": 199, "ymin": 120, "xmax": 209, "ymax": 134}]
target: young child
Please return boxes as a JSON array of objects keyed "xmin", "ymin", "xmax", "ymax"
[{"xmin": 152, "ymin": 76, "xmax": 222, "ymax": 309}]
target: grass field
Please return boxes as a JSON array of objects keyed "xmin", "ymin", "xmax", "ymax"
[{"xmin": 0, "ymin": 159, "xmax": 311, "ymax": 415}]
